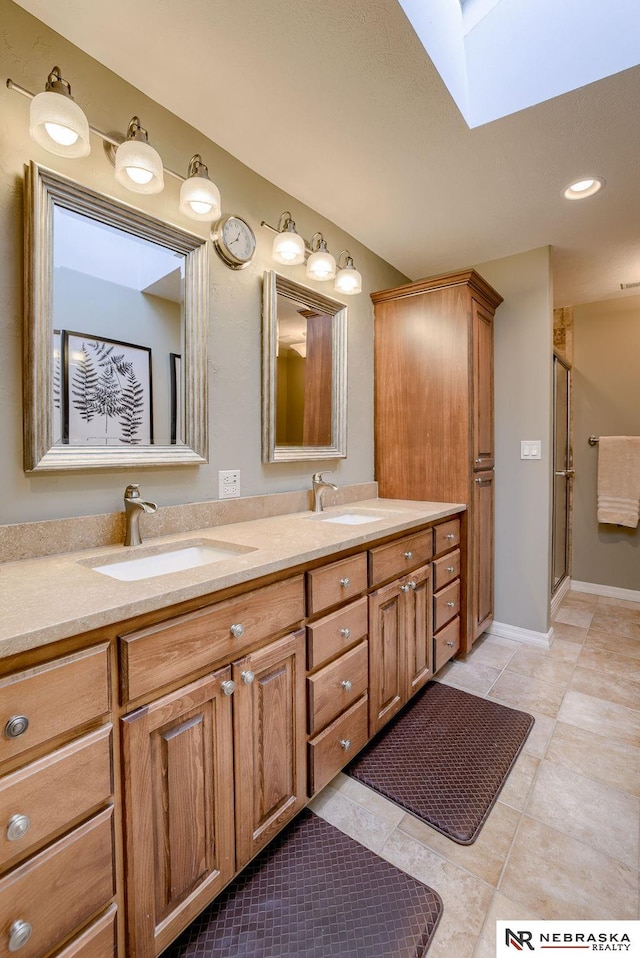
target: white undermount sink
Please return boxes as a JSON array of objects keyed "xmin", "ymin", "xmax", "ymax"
[
  {"xmin": 308, "ymin": 509, "xmax": 399, "ymax": 525},
  {"xmin": 88, "ymin": 539, "xmax": 255, "ymax": 582}
]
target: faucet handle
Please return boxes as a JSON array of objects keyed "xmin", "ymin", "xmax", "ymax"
[
  {"xmin": 312, "ymin": 471, "xmax": 333, "ymax": 483},
  {"xmin": 124, "ymin": 483, "xmax": 140, "ymax": 499}
]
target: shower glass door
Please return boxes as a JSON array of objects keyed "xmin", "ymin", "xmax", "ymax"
[{"xmin": 552, "ymin": 355, "xmax": 572, "ymax": 592}]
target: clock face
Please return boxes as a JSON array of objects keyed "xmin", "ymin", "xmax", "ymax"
[{"xmin": 213, "ymin": 215, "xmax": 256, "ymax": 269}]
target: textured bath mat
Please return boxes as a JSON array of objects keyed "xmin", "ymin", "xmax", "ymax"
[
  {"xmin": 347, "ymin": 681, "xmax": 534, "ymax": 845},
  {"xmin": 160, "ymin": 809, "xmax": 443, "ymax": 958}
]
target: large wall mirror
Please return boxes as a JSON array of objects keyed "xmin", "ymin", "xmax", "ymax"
[
  {"xmin": 262, "ymin": 270, "xmax": 347, "ymax": 462},
  {"xmin": 24, "ymin": 162, "xmax": 209, "ymax": 472}
]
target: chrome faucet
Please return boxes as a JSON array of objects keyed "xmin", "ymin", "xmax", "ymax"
[
  {"xmin": 312, "ymin": 472, "xmax": 338, "ymax": 513},
  {"xmin": 123, "ymin": 483, "xmax": 157, "ymax": 546}
]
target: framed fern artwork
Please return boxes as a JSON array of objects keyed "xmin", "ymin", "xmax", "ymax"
[{"xmin": 61, "ymin": 331, "xmax": 153, "ymax": 446}]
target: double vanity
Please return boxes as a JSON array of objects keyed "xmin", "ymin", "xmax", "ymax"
[{"xmin": 0, "ymin": 496, "xmax": 464, "ymax": 958}]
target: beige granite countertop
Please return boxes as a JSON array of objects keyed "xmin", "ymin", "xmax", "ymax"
[{"xmin": 0, "ymin": 498, "xmax": 464, "ymax": 659}]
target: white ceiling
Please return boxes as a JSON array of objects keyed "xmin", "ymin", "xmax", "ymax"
[{"xmin": 13, "ymin": 0, "xmax": 640, "ymax": 306}]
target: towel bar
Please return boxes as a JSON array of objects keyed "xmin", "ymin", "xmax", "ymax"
[{"xmin": 588, "ymin": 435, "xmax": 599, "ymax": 445}]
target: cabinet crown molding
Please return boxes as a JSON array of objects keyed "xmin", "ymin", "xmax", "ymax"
[{"xmin": 370, "ymin": 268, "xmax": 503, "ymax": 310}]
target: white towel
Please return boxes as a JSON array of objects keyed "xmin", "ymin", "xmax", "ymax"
[{"xmin": 597, "ymin": 436, "xmax": 640, "ymax": 528}]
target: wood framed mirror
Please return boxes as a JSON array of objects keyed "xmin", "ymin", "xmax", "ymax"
[
  {"xmin": 262, "ymin": 270, "xmax": 347, "ymax": 463},
  {"xmin": 24, "ymin": 162, "xmax": 209, "ymax": 472}
]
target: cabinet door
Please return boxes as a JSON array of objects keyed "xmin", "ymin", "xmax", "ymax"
[
  {"xmin": 473, "ymin": 470, "xmax": 495, "ymax": 640},
  {"xmin": 233, "ymin": 630, "xmax": 306, "ymax": 870},
  {"xmin": 121, "ymin": 668, "xmax": 235, "ymax": 958},
  {"xmin": 405, "ymin": 564, "xmax": 433, "ymax": 698},
  {"xmin": 472, "ymin": 300, "xmax": 495, "ymax": 470},
  {"xmin": 368, "ymin": 581, "xmax": 405, "ymax": 735}
]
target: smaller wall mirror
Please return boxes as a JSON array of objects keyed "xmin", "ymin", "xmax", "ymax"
[
  {"xmin": 262, "ymin": 270, "xmax": 347, "ymax": 462},
  {"xmin": 24, "ymin": 162, "xmax": 209, "ymax": 472}
]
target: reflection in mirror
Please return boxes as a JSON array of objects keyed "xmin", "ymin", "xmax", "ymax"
[
  {"xmin": 25, "ymin": 162, "xmax": 209, "ymax": 471},
  {"xmin": 262, "ymin": 271, "xmax": 346, "ymax": 462}
]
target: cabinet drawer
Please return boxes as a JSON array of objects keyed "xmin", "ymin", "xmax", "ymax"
[
  {"xmin": 0, "ymin": 807, "xmax": 114, "ymax": 958},
  {"xmin": 433, "ymin": 518, "xmax": 461, "ymax": 556},
  {"xmin": 434, "ymin": 579, "xmax": 461, "ymax": 632},
  {"xmin": 368, "ymin": 530, "xmax": 433, "ymax": 587},
  {"xmin": 0, "ymin": 726, "xmax": 112, "ymax": 870},
  {"xmin": 307, "ymin": 555, "xmax": 367, "ymax": 617},
  {"xmin": 434, "ymin": 617, "xmax": 461, "ymax": 672},
  {"xmin": 121, "ymin": 575, "xmax": 305, "ymax": 701},
  {"xmin": 0, "ymin": 645, "xmax": 110, "ymax": 764},
  {"xmin": 433, "ymin": 548, "xmax": 461, "ymax": 591},
  {"xmin": 306, "ymin": 598, "xmax": 368, "ymax": 671},
  {"xmin": 308, "ymin": 696, "xmax": 369, "ymax": 795},
  {"xmin": 307, "ymin": 642, "xmax": 368, "ymax": 736},
  {"xmin": 55, "ymin": 904, "xmax": 117, "ymax": 958}
]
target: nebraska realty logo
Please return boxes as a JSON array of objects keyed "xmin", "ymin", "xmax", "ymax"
[{"xmin": 496, "ymin": 921, "xmax": 640, "ymax": 955}]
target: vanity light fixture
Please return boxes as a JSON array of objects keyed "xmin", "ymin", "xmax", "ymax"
[
  {"xmin": 28, "ymin": 66, "xmax": 90, "ymax": 158},
  {"xmin": 114, "ymin": 117, "xmax": 164, "ymax": 194},
  {"xmin": 306, "ymin": 233, "xmax": 336, "ymax": 281},
  {"xmin": 7, "ymin": 71, "xmax": 225, "ymax": 221},
  {"xmin": 563, "ymin": 176, "xmax": 605, "ymax": 200},
  {"xmin": 179, "ymin": 154, "xmax": 221, "ymax": 220},
  {"xmin": 270, "ymin": 211, "xmax": 306, "ymax": 265},
  {"xmin": 334, "ymin": 251, "xmax": 362, "ymax": 295},
  {"xmin": 260, "ymin": 213, "xmax": 363, "ymax": 294}
]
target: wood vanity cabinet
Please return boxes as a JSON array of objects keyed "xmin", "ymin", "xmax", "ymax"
[
  {"xmin": 368, "ymin": 529, "xmax": 434, "ymax": 735},
  {"xmin": 0, "ymin": 645, "xmax": 116, "ymax": 958},
  {"xmin": 0, "ymin": 509, "xmax": 466, "ymax": 958},
  {"xmin": 119, "ymin": 579, "xmax": 306, "ymax": 958},
  {"xmin": 306, "ymin": 555, "xmax": 370, "ymax": 795},
  {"xmin": 372, "ymin": 269, "xmax": 503, "ymax": 651}
]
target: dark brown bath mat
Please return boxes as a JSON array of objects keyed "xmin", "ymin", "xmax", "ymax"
[
  {"xmin": 347, "ymin": 681, "xmax": 534, "ymax": 845},
  {"xmin": 160, "ymin": 809, "xmax": 442, "ymax": 958}
]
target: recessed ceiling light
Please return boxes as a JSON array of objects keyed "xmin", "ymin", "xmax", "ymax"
[{"xmin": 563, "ymin": 177, "xmax": 605, "ymax": 200}]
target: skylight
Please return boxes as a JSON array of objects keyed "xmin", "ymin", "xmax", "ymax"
[{"xmin": 398, "ymin": 0, "xmax": 640, "ymax": 128}]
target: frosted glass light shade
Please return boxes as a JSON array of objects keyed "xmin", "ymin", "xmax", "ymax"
[
  {"xmin": 306, "ymin": 248, "xmax": 336, "ymax": 281},
  {"xmin": 334, "ymin": 264, "xmax": 362, "ymax": 295},
  {"xmin": 272, "ymin": 229, "xmax": 305, "ymax": 265},
  {"xmin": 29, "ymin": 91, "xmax": 90, "ymax": 158},
  {"xmin": 179, "ymin": 175, "xmax": 221, "ymax": 220},
  {"xmin": 115, "ymin": 138, "xmax": 164, "ymax": 194}
]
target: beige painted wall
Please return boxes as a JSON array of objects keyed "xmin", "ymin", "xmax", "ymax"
[
  {"xmin": 573, "ymin": 296, "xmax": 640, "ymax": 590},
  {"xmin": 474, "ymin": 247, "xmax": 554, "ymax": 635},
  {"xmin": 0, "ymin": 0, "xmax": 406, "ymax": 525}
]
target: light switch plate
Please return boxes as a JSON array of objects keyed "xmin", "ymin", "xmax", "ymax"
[{"xmin": 521, "ymin": 440, "xmax": 542, "ymax": 460}]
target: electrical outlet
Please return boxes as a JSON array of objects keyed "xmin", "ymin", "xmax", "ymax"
[
  {"xmin": 520, "ymin": 441, "xmax": 542, "ymax": 460},
  {"xmin": 219, "ymin": 469, "xmax": 240, "ymax": 499}
]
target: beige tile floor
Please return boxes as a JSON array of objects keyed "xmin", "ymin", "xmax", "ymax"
[{"xmin": 309, "ymin": 591, "xmax": 640, "ymax": 957}]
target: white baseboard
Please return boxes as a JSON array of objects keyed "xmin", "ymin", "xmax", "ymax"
[
  {"xmin": 485, "ymin": 620, "xmax": 553, "ymax": 649},
  {"xmin": 551, "ymin": 576, "xmax": 571, "ymax": 619},
  {"xmin": 571, "ymin": 580, "xmax": 640, "ymax": 604}
]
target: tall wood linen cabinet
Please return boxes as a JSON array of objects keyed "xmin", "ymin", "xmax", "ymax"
[{"xmin": 372, "ymin": 269, "xmax": 503, "ymax": 654}]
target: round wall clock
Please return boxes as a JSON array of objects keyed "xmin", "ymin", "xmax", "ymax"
[{"xmin": 212, "ymin": 214, "xmax": 256, "ymax": 270}]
